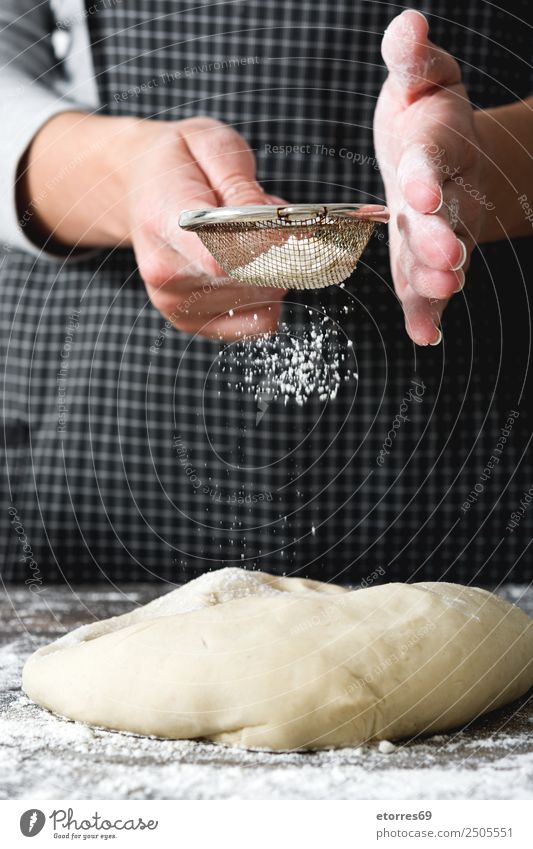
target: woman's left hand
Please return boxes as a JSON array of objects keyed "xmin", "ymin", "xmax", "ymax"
[{"xmin": 374, "ymin": 9, "xmax": 483, "ymax": 345}]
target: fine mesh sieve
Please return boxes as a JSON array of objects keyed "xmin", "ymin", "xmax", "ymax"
[{"xmin": 179, "ymin": 203, "xmax": 389, "ymax": 290}]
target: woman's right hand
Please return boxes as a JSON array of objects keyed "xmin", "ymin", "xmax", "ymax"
[
  {"xmin": 126, "ymin": 116, "xmax": 285, "ymax": 340},
  {"xmin": 21, "ymin": 113, "xmax": 285, "ymax": 340}
]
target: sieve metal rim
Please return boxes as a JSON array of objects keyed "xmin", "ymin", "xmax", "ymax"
[{"xmin": 179, "ymin": 203, "xmax": 389, "ymax": 230}]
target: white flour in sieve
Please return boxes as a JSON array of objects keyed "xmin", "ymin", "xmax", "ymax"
[
  {"xmin": 219, "ymin": 316, "xmax": 357, "ymax": 405},
  {"xmin": 235, "ymin": 234, "xmax": 356, "ymax": 287}
]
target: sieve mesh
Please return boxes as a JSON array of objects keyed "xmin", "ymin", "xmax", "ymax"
[{"xmin": 179, "ymin": 205, "xmax": 388, "ymax": 290}]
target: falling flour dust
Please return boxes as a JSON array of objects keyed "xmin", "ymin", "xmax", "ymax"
[{"xmin": 219, "ymin": 315, "xmax": 357, "ymax": 406}]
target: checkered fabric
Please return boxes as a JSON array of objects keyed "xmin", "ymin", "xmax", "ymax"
[{"xmin": 1, "ymin": 0, "xmax": 532, "ymax": 584}]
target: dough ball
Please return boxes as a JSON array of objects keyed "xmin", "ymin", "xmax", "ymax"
[{"xmin": 22, "ymin": 568, "xmax": 533, "ymax": 751}]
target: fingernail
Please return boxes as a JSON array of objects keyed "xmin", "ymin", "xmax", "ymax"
[
  {"xmin": 428, "ymin": 185, "xmax": 443, "ymax": 214},
  {"xmin": 454, "ymin": 269, "xmax": 465, "ymax": 293},
  {"xmin": 451, "ymin": 239, "xmax": 467, "ymax": 271},
  {"xmin": 429, "ymin": 326, "xmax": 442, "ymax": 346}
]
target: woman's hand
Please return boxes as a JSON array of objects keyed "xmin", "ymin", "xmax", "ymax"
[
  {"xmin": 20, "ymin": 113, "xmax": 285, "ymax": 341},
  {"xmin": 374, "ymin": 10, "xmax": 483, "ymax": 345},
  {"xmin": 126, "ymin": 116, "xmax": 285, "ymax": 340}
]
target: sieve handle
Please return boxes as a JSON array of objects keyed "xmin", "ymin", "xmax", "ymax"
[{"xmin": 276, "ymin": 205, "xmax": 328, "ymax": 222}]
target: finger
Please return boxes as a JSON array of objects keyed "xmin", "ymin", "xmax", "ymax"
[
  {"xmin": 390, "ymin": 235, "xmax": 442, "ymax": 344},
  {"xmin": 401, "ymin": 286, "xmax": 446, "ymax": 346},
  {"xmin": 140, "ymin": 241, "xmax": 286, "ymax": 314},
  {"xmin": 180, "ymin": 117, "xmax": 270, "ymax": 207},
  {"xmin": 148, "ymin": 269, "xmax": 286, "ymax": 320},
  {"xmin": 400, "ymin": 242, "xmax": 465, "ymax": 298},
  {"xmin": 134, "ymin": 227, "xmax": 225, "ymax": 291},
  {"xmin": 399, "ymin": 178, "xmax": 479, "ymax": 282},
  {"xmin": 382, "ymin": 10, "xmax": 461, "ymax": 105},
  {"xmin": 170, "ymin": 118, "xmax": 274, "ymax": 275},
  {"xmin": 174, "ymin": 279, "xmax": 286, "ymax": 319},
  {"xmin": 265, "ymin": 193, "xmax": 290, "ymax": 205},
  {"xmin": 398, "ymin": 131, "xmax": 471, "ymax": 215},
  {"xmin": 143, "ymin": 118, "xmax": 266, "ymax": 271},
  {"xmin": 397, "ymin": 207, "xmax": 468, "ymax": 271},
  {"xmin": 398, "ymin": 145, "xmax": 443, "ymax": 214},
  {"xmin": 136, "ymin": 214, "xmax": 288, "ymax": 324}
]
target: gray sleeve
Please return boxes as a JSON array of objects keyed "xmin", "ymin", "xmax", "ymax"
[{"xmin": 0, "ymin": 0, "xmax": 98, "ymax": 257}]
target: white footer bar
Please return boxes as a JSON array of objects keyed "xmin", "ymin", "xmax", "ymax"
[{"xmin": 1, "ymin": 799, "xmax": 531, "ymax": 848}]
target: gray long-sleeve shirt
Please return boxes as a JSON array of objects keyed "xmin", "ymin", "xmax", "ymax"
[{"xmin": 0, "ymin": 0, "xmax": 98, "ymax": 255}]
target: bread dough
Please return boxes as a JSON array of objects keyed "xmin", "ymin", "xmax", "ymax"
[{"xmin": 22, "ymin": 568, "xmax": 533, "ymax": 751}]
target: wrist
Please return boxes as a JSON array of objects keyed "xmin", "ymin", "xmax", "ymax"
[
  {"xmin": 20, "ymin": 112, "xmax": 164, "ymax": 249},
  {"xmin": 103, "ymin": 116, "xmax": 165, "ymax": 244},
  {"xmin": 474, "ymin": 99, "xmax": 533, "ymax": 243}
]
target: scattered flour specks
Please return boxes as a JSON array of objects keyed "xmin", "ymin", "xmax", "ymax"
[
  {"xmin": 219, "ymin": 317, "xmax": 356, "ymax": 405},
  {"xmin": 378, "ymin": 740, "xmax": 397, "ymax": 754}
]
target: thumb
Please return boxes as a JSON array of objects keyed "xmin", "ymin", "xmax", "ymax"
[
  {"xmin": 382, "ymin": 10, "xmax": 461, "ymax": 105},
  {"xmin": 182, "ymin": 116, "xmax": 269, "ymax": 206}
]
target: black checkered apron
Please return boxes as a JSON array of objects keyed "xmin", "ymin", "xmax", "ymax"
[{"xmin": 1, "ymin": 0, "xmax": 532, "ymax": 585}]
